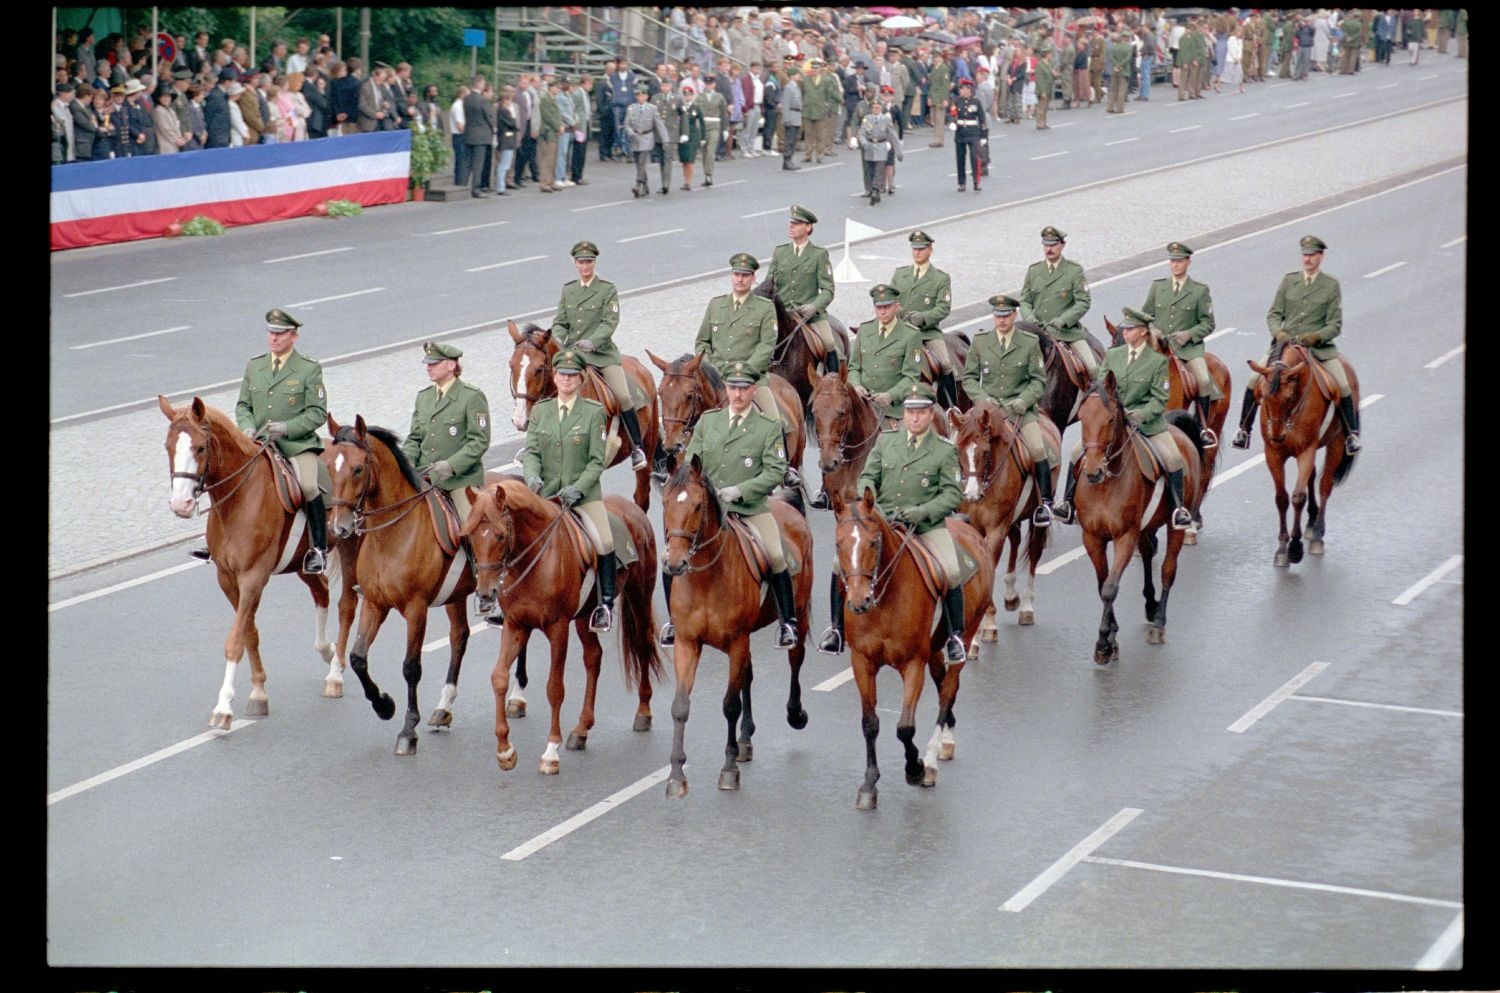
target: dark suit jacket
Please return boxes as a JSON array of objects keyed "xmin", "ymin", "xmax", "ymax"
[
  {"xmin": 357, "ymin": 77, "xmax": 382, "ymax": 131},
  {"xmin": 204, "ymin": 86, "xmax": 231, "ymax": 147},
  {"xmin": 69, "ymin": 98, "xmax": 97, "ymax": 159},
  {"xmin": 302, "ymin": 82, "xmax": 329, "ymax": 137},
  {"xmin": 330, "ymin": 74, "xmax": 360, "ymax": 126},
  {"xmin": 462, "ymin": 90, "xmax": 495, "ymax": 146},
  {"xmin": 496, "ymin": 103, "xmax": 519, "ymax": 150}
]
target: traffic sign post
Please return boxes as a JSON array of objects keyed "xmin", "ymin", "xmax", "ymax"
[{"xmin": 464, "ymin": 28, "xmax": 486, "ymax": 76}]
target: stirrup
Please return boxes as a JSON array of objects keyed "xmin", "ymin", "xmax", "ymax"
[
  {"xmin": 630, "ymin": 447, "xmax": 648, "ymax": 471},
  {"xmin": 1200, "ymin": 427, "xmax": 1219, "ymax": 449},
  {"xmin": 1052, "ymin": 500, "xmax": 1074, "ymax": 525},
  {"xmin": 1032, "ymin": 503, "xmax": 1053, "ymax": 528},
  {"xmin": 1344, "ymin": 432, "xmax": 1361, "ymax": 454},
  {"xmin": 658, "ymin": 622, "xmax": 675, "ymax": 647},
  {"xmin": 1230, "ymin": 428, "xmax": 1251, "ymax": 449},
  {"xmin": 485, "ymin": 610, "xmax": 505, "ymax": 627},
  {"xmin": 818, "ymin": 626, "xmax": 844, "ymax": 655},
  {"xmin": 784, "ymin": 467, "xmax": 801, "ymax": 487},
  {"xmin": 809, "ymin": 487, "xmax": 830, "ymax": 510},
  {"xmin": 1171, "ymin": 507, "xmax": 1193, "ymax": 531},
  {"xmin": 188, "ymin": 540, "xmax": 211, "ymax": 561},
  {"xmin": 589, "ymin": 603, "xmax": 614, "ymax": 632},
  {"xmin": 301, "ymin": 548, "xmax": 327, "ymax": 574},
  {"xmin": 776, "ymin": 621, "xmax": 798, "ymax": 649},
  {"xmin": 944, "ymin": 634, "xmax": 967, "ymax": 664}
]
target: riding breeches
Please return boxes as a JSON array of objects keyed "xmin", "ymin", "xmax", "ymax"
[
  {"xmin": 1184, "ymin": 355, "xmax": 1220, "ymax": 398},
  {"xmin": 1018, "ymin": 419, "xmax": 1055, "ymax": 464},
  {"xmin": 915, "ymin": 523, "xmax": 962, "ymax": 586},
  {"xmin": 598, "ymin": 362, "xmax": 637, "ymax": 411},
  {"xmin": 810, "ymin": 318, "xmax": 840, "ymax": 358},
  {"xmin": 924, "ymin": 336, "xmax": 954, "ymax": 374},
  {"xmin": 1246, "ymin": 348, "xmax": 1350, "ymax": 397},
  {"xmin": 1068, "ymin": 338, "xmax": 1099, "ymax": 377},
  {"xmin": 447, "ymin": 485, "xmax": 472, "ymax": 525},
  {"xmin": 739, "ymin": 510, "xmax": 788, "ymax": 572},
  {"xmin": 293, "ymin": 451, "xmax": 328, "ymax": 500},
  {"xmin": 573, "ymin": 499, "xmax": 616, "ymax": 556}
]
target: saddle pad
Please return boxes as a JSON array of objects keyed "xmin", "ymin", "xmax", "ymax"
[
  {"xmin": 1307, "ymin": 357, "xmax": 1339, "ymax": 401},
  {"xmin": 560, "ymin": 511, "xmax": 596, "ymax": 573},
  {"xmin": 265, "ymin": 448, "xmax": 304, "ymax": 514},
  {"xmin": 798, "ymin": 319, "xmax": 828, "ymax": 364},
  {"xmin": 425, "ymin": 489, "xmax": 463, "ymax": 557},
  {"xmin": 1131, "ymin": 433, "xmax": 1165, "ymax": 482},
  {"xmin": 727, "ymin": 514, "xmax": 800, "ymax": 585},
  {"xmin": 273, "ymin": 509, "xmax": 308, "ymax": 575},
  {"xmin": 918, "ymin": 345, "xmax": 943, "ymax": 382},
  {"xmin": 1048, "ymin": 336, "xmax": 1090, "ymax": 390},
  {"xmin": 561, "ymin": 509, "xmax": 639, "ymax": 570},
  {"xmin": 904, "ymin": 523, "xmax": 980, "ymax": 602},
  {"xmin": 608, "ymin": 512, "xmax": 639, "ymax": 568}
]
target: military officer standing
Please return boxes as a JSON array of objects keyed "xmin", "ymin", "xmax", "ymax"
[
  {"xmin": 950, "ymin": 77, "xmax": 987, "ymax": 193},
  {"xmin": 769, "ymin": 204, "xmax": 841, "ymax": 373},
  {"xmin": 625, "ymin": 82, "xmax": 667, "ymax": 198},
  {"xmin": 1053, "ymin": 309, "xmax": 1193, "ymax": 531},
  {"xmin": 1106, "ymin": 30, "xmax": 1133, "ymax": 112},
  {"xmin": 927, "ymin": 48, "xmax": 952, "ymax": 146},
  {"xmin": 1232, "ymin": 235, "xmax": 1360, "ymax": 454},
  {"xmin": 697, "ymin": 73, "xmax": 727, "ymax": 186},
  {"xmin": 1139, "ymin": 241, "xmax": 1222, "ymax": 447},
  {"xmin": 225, "ymin": 307, "xmax": 330, "ymax": 573},
  {"xmin": 961, "ymin": 294, "xmax": 1057, "ymax": 527},
  {"xmin": 1058, "ymin": 34, "xmax": 1077, "ymax": 109},
  {"xmin": 649, "ymin": 80, "xmax": 681, "ymax": 193},
  {"xmin": 400, "ymin": 341, "xmax": 490, "ymax": 525},
  {"xmin": 522, "ymin": 350, "xmax": 617, "ymax": 632},
  {"xmin": 1033, "ymin": 39, "xmax": 1054, "ymax": 128},
  {"xmin": 1019, "ymin": 226, "xmax": 1097, "ymax": 377},
  {"xmin": 890, "ymin": 230, "xmax": 958, "ymax": 408},
  {"xmin": 551, "ymin": 241, "xmax": 649, "ymax": 470}
]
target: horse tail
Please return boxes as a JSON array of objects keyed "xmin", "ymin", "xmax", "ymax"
[
  {"xmin": 617, "ymin": 571, "xmax": 664, "ymax": 691},
  {"xmin": 1332, "ymin": 447, "xmax": 1356, "ymax": 486}
]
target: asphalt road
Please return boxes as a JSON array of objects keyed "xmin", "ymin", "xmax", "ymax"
[{"xmin": 47, "ymin": 108, "xmax": 1469, "ymax": 981}]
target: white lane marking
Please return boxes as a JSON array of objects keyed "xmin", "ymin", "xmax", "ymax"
[
  {"xmin": 262, "ymin": 247, "xmax": 355, "ymax": 264},
  {"xmin": 466, "ymin": 254, "xmax": 548, "ymax": 273},
  {"xmin": 618, "ymin": 228, "xmax": 686, "ymax": 244},
  {"xmin": 421, "ymin": 623, "xmax": 489, "ymax": 653},
  {"xmin": 1284, "ymin": 101, "xmax": 1312, "ymax": 109},
  {"xmin": 712, "ymin": 179, "xmax": 747, "ymax": 188},
  {"xmin": 1031, "ymin": 151, "xmax": 1070, "ymax": 160},
  {"xmin": 49, "ymin": 560, "xmax": 205, "ymax": 612},
  {"xmin": 1169, "ymin": 125, "xmax": 1202, "ymax": 133},
  {"xmin": 1333, "ymin": 91, "xmax": 1358, "ymax": 99},
  {"xmin": 1392, "ymin": 555, "xmax": 1463, "ymax": 606},
  {"xmin": 570, "ymin": 199, "xmax": 636, "ymax": 212},
  {"xmin": 800, "ymin": 162, "xmax": 844, "ymax": 172},
  {"xmin": 1288, "ymin": 695, "xmax": 1463, "ymax": 718},
  {"xmin": 1377, "ymin": 83, "xmax": 1399, "ymax": 90},
  {"xmin": 1228, "ymin": 661, "xmax": 1328, "ymax": 733},
  {"xmin": 1419, "ymin": 73, "xmax": 1439, "ymax": 81},
  {"xmin": 905, "ymin": 145, "xmax": 934, "ymax": 152},
  {"xmin": 47, "ymin": 719, "xmax": 255, "ymax": 805},
  {"xmin": 813, "ymin": 668, "xmax": 854, "ymax": 692},
  {"xmin": 1083, "ymin": 856, "xmax": 1462, "ymax": 909},
  {"xmin": 502, "ymin": 765, "xmax": 672, "ymax": 860},
  {"xmin": 741, "ymin": 206, "xmax": 788, "ymax": 219},
  {"xmin": 1104, "ymin": 137, "xmax": 1140, "ymax": 146},
  {"xmin": 1001, "ymin": 807, "xmax": 1143, "ymax": 912},
  {"xmin": 1050, "ymin": 121, "xmax": 1077, "ymax": 128},
  {"xmin": 1363, "ymin": 260, "xmax": 1408, "ymax": 278},
  {"xmin": 1416, "ymin": 911, "xmax": 1465, "ymax": 970},
  {"xmin": 70, "ymin": 325, "xmax": 192, "ymax": 350},
  {"xmin": 284, "ymin": 287, "xmax": 385, "ymax": 308},
  {"xmin": 1440, "ymin": 235, "xmax": 1466, "ymax": 248},
  {"xmin": 62, "ymin": 277, "xmax": 176, "ymax": 298},
  {"xmin": 1425, "ymin": 344, "xmax": 1465, "ymax": 369},
  {"xmin": 417, "ymin": 220, "xmax": 510, "ymax": 236},
  {"xmin": 1037, "ymin": 546, "xmax": 1086, "ymax": 575},
  {"xmin": 1230, "ymin": 112, "xmax": 1260, "ymax": 120},
  {"xmin": 1205, "ymin": 326, "xmax": 1237, "ymax": 341}
]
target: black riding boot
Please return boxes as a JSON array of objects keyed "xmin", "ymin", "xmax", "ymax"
[
  {"xmin": 1052, "ymin": 460, "xmax": 1080, "ymax": 524},
  {"xmin": 822, "ymin": 348, "xmax": 840, "ymax": 375},
  {"xmin": 1337, "ymin": 394, "xmax": 1362, "ymax": 453},
  {"xmin": 1167, "ymin": 469, "xmax": 1192, "ymax": 530},
  {"xmin": 810, "ymin": 483, "xmax": 831, "ymax": 510},
  {"xmin": 1032, "ymin": 460, "xmax": 1054, "ymax": 527},
  {"xmin": 770, "ymin": 569, "xmax": 798, "ymax": 648},
  {"xmin": 301, "ymin": 495, "xmax": 329, "ymax": 574},
  {"xmin": 657, "ymin": 572, "xmax": 675, "ymax": 646},
  {"xmin": 818, "ymin": 574, "xmax": 845, "ymax": 654},
  {"xmin": 1195, "ymin": 395, "xmax": 1218, "ymax": 448},
  {"xmin": 781, "ymin": 426, "xmax": 800, "ymax": 486},
  {"xmin": 941, "ymin": 586, "xmax": 967, "ymax": 664},
  {"xmin": 620, "ymin": 408, "xmax": 648, "ymax": 470},
  {"xmin": 937, "ymin": 370, "xmax": 960, "ymax": 409},
  {"xmin": 1231, "ymin": 386, "xmax": 1259, "ymax": 448},
  {"xmin": 590, "ymin": 553, "xmax": 618, "ymax": 632}
]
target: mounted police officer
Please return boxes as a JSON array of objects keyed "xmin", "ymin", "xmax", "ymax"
[
  {"xmin": 890, "ymin": 230, "xmax": 958, "ymax": 408},
  {"xmin": 950, "ymin": 76, "xmax": 987, "ymax": 193},
  {"xmin": 552, "ymin": 241, "xmax": 649, "ymax": 470},
  {"xmin": 962, "ymin": 293, "xmax": 1056, "ymax": 527},
  {"xmin": 1053, "ymin": 308, "xmax": 1193, "ymax": 531},
  {"xmin": 1140, "ymin": 241, "xmax": 1222, "ymax": 447},
  {"xmin": 522, "ymin": 350, "xmax": 618, "ymax": 633},
  {"xmin": 400, "ymin": 342, "xmax": 490, "ymax": 526},
  {"xmin": 1019, "ymin": 225, "xmax": 1096, "ymax": 378},
  {"xmin": 769, "ymin": 204, "xmax": 841, "ymax": 373},
  {"xmin": 1232, "ymin": 235, "xmax": 1360, "ymax": 454},
  {"xmin": 214, "ymin": 308, "xmax": 329, "ymax": 572}
]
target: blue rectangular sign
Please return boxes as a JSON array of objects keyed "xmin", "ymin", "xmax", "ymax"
[{"xmin": 463, "ymin": 28, "xmax": 486, "ymax": 47}]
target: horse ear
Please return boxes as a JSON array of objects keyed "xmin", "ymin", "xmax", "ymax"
[
  {"xmin": 646, "ymin": 349, "xmax": 670, "ymax": 372},
  {"xmin": 946, "ymin": 406, "xmax": 963, "ymax": 433},
  {"xmin": 684, "ymin": 351, "xmax": 704, "ymax": 374},
  {"xmin": 326, "ymin": 414, "xmax": 341, "ymax": 436},
  {"xmin": 1104, "ymin": 315, "xmax": 1120, "ymax": 346},
  {"xmin": 828, "ymin": 486, "xmax": 846, "ymax": 514},
  {"xmin": 837, "ymin": 362, "xmax": 848, "ymax": 384},
  {"xmin": 690, "ymin": 452, "xmax": 703, "ymax": 475},
  {"xmin": 1247, "ymin": 360, "xmax": 1269, "ymax": 375},
  {"xmin": 1283, "ymin": 360, "xmax": 1306, "ymax": 376},
  {"xmin": 507, "ymin": 319, "xmax": 522, "ymax": 343},
  {"xmin": 190, "ymin": 397, "xmax": 207, "ymax": 423},
  {"xmin": 355, "ymin": 414, "xmax": 367, "ymax": 439},
  {"xmin": 1103, "ymin": 369, "xmax": 1119, "ymax": 395},
  {"xmin": 538, "ymin": 325, "xmax": 553, "ymax": 345},
  {"xmin": 158, "ymin": 395, "xmax": 175, "ymax": 420},
  {"xmin": 860, "ymin": 486, "xmax": 877, "ymax": 512}
]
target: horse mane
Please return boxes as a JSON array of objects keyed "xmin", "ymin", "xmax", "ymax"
[
  {"xmin": 673, "ymin": 353, "xmax": 723, "ymax": 393},
  {"xmin": 193, "ymin": 403, "xmax": 257, "ymax": 453},
  {"xmin": 497, "ymin": 476, "xmax": 561, "ymax": 520},
  {"xmin": 339, "ymin": 424, "xmax": 424, "ymax": 492}
]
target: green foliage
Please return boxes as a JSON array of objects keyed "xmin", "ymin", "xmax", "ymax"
[
  {"xmin": 180, "ymin": 215, "xmax": 226, "ymax": 236},
  {"xmin": 407, "ymin": 125, "xmax": 450, "ymax": 186},
  {"xmin": 324, "ymin": 199, "xmax": 364, "ymax": 218}
]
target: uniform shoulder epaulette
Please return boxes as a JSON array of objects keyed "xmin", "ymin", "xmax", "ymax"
[
  {"xmin": 595, "ymin": 278, "xmax": 616, "ymax": 289},
  {"xmin": 251, "ymin": 352, "xmax": 268, "ymax": 360},
  {"xmin": 580, "ymin": 396, "xmax": 605, "ymax": 408},
  {"xmin": 934, "ymin": 432, "xmax": 956, "ymax": 445},
  {"xmin": 1017, "ymin": 328, "xmax": 1039, "ymax": 340},
  {"xmin": 565, "ymin": 279, "xmax": 581, "ymax": 288},
  {"xmin": 756, "ymin": 409, "xmax": 780, "ymax": 425}
]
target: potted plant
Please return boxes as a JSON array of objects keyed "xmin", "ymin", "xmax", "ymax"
[{"xmin": 407, "ymin": 124, "xmax": 449, "ymax": 202}]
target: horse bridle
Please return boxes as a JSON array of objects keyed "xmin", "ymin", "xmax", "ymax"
[
  {"xmin": 326, "ymin": 434, "xmax": 432, "ymax": 534},
  {"xmin": 470, "ymin": 499, "xmax": 570, "ymax": 593},
  {"xmin": 659, "ymin": 369, "xmax": 709, "ymax": 447},
  {"xmin": 821, "ymin": 387, "xmax": 881, "ymax": 468},
  {"xmin": 170, "ymin": 422, "xmax": 272, "ymax": 513},
  {"xmin": 839, "ymin": 509, "xmax": 917, "ymax": 606},
  {"xmin": 1264, "ymin": 342, "xmax": 1312, "ymax": 429},
  {"xmin": 961, "ymin": 407, "xmax": 1023, "ymax": 493},
  {"xmin": 1080, "ymin": 386, "xmax": 1132, "ymax": 482},
  {"xmin": 509, "ymin": 335, "xmax": 557, "ymax": 406},
  {"xmin": 664, "ymin": 480, "xmax": 732, "ymax": 575}
]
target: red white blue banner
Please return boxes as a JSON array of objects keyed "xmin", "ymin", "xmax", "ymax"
[{"xmin": 50, "ymin": 130, "xmax": 411, "ymax": 251}]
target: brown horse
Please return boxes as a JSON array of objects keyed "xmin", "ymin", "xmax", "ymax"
[
  {"xmin": 1031, "ymin": 320, "xmax": 1109, "ymax": 433},
  {"xmin": 946, "ymin": 400, "xmax": 1059, "ymax": 638},
  {"xmin": 160, "ymin": 397, "xmax": 356, "ymax": 727},
  {"xmin": 659, "ymin": 454, "xmax": 814, "ymax": 797},
  {"xmin": 1247, "ymin": 343, "xmax": 1360, "ymax": 566},
  {"xmin": 462, "ymin": 480, "xmax": 662, "ymax": 774},
  {"xmin": 808, "ymin": 367, "xmax": 884, "ymax": 508},
  {"xmin": 917, "ymin": 330, "xmax": 974, "ymax": 412},
  {"xmin": 325, "ymin": 415, "xmax": 475, "ymax": 755},
  {"xmin": 645, "ymin": 351, "xmax": 806, "ymax": 485},
  {"xmin": 506, "ymin": 319, "xmax": 660, "ymax": 511},
  {"xmin": 1075, "ymin": 374, "xmax": 1207, "ymax": 663},
  {"xmin": 753, "ymin": 272, "xmax": 852, "ymax": 412},
  {"xmin": 829, "ymin": 487, "xmax": 992, "ymax": 810}
]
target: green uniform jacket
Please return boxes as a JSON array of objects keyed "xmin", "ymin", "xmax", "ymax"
[
  {"xmin": 553, "ymin": 278, "xmax": 622, "ymax": 368},
  {"xmin": 1344, "ymin": 14, "xmax": 1366, "ymax": 47},
  {"xmin": 1267, "ymin": 271, "xmax": 1342, "ymax": 360},
  {"xmin": 848, "ymin": 320, "xmax": 923, "ymax": 414},
  {"xmin": 1090, "ymin": 36, "xmax": 1107, "ymax": 70},
  {"xmin": 1098, "ymin": 344, "xmax": 1170, "ymax": 436},
  {"xmin": 770, "ymin": 242, "xmax": 835, "ymax": 322},
  {"xmin": 1019, "ymin": 257, "xmax": 1091, "ymax": 342},
  {"xmin": 522, "ymin": 397, "xmax": 607, "ymax": 503},
  {"xmin": 890, "ymin": 263, "xmax": 952, "ymax": 340},
  {"xmin": 817, "ymin": 73, "xmax": 843, "ymax": 115},
  {"xmin": 1036, "ymin": 56, "xmax": 1055, "ymax": 91},
  {"xmin": 1107, "ymin": 40, "xmax": 1133, "ymax": 73},
  {"xmin": 696, "ymin": 293, "xmax": 778, "ymax": 382},
  {"xmin": 800, "ymin": 73, "xmax": 830, "ymax": 121},
  {"xmin": 400, "ymin": 379, "xmax": 491, "ymax": 491},
  {"xmin": 570, "ymin": 88, "xmax": 592, "ymax": 138},
  {"xmin": 699, "ymin": 89, "xmax": 727, "ymax": 127},
  {"xmin": 928, "ymin": 61, "xmax": 952, "ymax": 108},
  {"xmin": 1140, "ymin": 276, "xmax": 1215, "ymax": 361},
  {"xmin": 652, "ymin": 89, "xmax": 682, "ymax": 142},
  {"xmin": 962, "ymin": 328, "xmax": 1046, "ymax": 424},
  {"xmin": 683, "ymin": 405, "xmax": 787, "ymax": 516},
  {"xmin": 538, "ymin": 91, "xmax": 562, "ymax": 140},
  {"xmin": 857, "ymin": 429, "xmax": 961, "ymax": 534},
  {"xmin": 235, "ymin": 348, "xmax": 327, "ymax": 457}
]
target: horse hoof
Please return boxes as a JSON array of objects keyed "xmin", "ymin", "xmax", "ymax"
[
  {"xmin": 395, "ymin": 735, "xmax": 417, "ymax": 756},
  {"xmin": 1309, "ymin": 539, "xmax": 1325, "ymax": 556},
  {"xmin": 1183, "ymin": 530, "xmax": 1198, "ymax": 546},
  {"xmin": 922, "ymin": 764, "xmax": 938, "ymax": 787},
  {"xmin": 565, "ymin": 731, "xmax": 587, "ymax": 751},
  {"xmin": 787, "ymin": 709, "xmax": 808, "ymax": 731},
  {"xmin": 905, "ymin": 765, "xmax": 925, "ymax": 786},
  {"xmin": 209, "ymin": 711, "xmax": 233, "ymax": 731},
  {"xmin": 632, "ymin": 713, "xmax": 652, "ymax": 732},
  {"xmin": 1003, "ymin": 595, "xmax": 1020, "ymax": 612},
  {"xmin": 427, "ymin": 709, "xmax": 452, "ymax": 729},
  {"xmin": 322, "ymin": 680, "xmax": 343, "ymax": 699},
  {"xmin": 666, "ymin": 778, "xmax": 688, "ymax": 799},
  {"xmin": 855, "ymin": 790, "xmax": 878, "ymax": 810},
  {"xmin": 736, "ymin": 740, "xmax": 753, "ymax": 762},
  {"xmin": 506, "ymin": 698, "xmax": 526, "ymax": 718},
  {"xmin": 1094, "ymin": 646, "xmax": 1112, "ymax": 665},
  {"xmin": 939, "ymin": 741, "xmax": 955, "ymax": 761},
  {"xmin": 1146, "ymin": 626, "xmax": 1164, "ymax": 645},
  {"xmin": 496, "ymin": 746, "xmax": 518, "ymax": 771},
  {"xmin": 243, "ymin": 698, "xmax": 269, "ymax": 718},
  {"xmin": 980, "ymin": 627, "xmax": 998, "ymax": 643},
  {"xmin": 538, "ymin": 757, "xmax": 560, "ymax": 775},
  {"xmin": 1018, "ymin": 609, "xmax": 1035, "ymax": 626},
  {"xmin": 1273, "ymin": 552, "xmax": 1289, "ymax": 567},
  {"xmin": 1111, "ymin": 644, "xmax": 1121, "ymax": 662},
  {"xmin": 374, "ymin": 694, "xmax": 396, "ymax": 721},
  {"xmin": 1288, "ymin": 540, "xmax": 1304, "ymax": 564},
  {"xmin": 718, "ymin": 768, "xmax": 741, "ymax": 790}
]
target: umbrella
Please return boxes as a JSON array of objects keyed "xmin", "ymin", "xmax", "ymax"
[
  {"xmin": 868, "ymin": 6, "xmax": 903, "ymax": 16},
  {"xmin": 851, "ymin": 52, "xmax": 873, "ymax": 69},
  {"xmin": 882, "ymin": 15, "xmax": 923, "ymax": 29},
  {"xmin": 956, "ymin": 35, "xmax": 982, "ymax": 47},
  {"xmin": 1068, "ymin": 15, "xmax": 1105, "ymax": 28},
  {"xmin": 921, "ymin": 29, "xmax": 957, "ymax": 45},
  {"xmin": 850, "ymin": 13, "xmax": 884, "ymax": 26},
  {"xmin": 889, "ymin": 35, "xmax": 920, "ymax": 50},
  {"xmin": 1162, "ymin": 7, "xmax": 1212, "ymax": 20},
  {"xmin": 1013, "ymin": 11, "xmax": 1046, "ymax": 28}
]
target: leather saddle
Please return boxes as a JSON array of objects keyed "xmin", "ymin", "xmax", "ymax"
[
  {"xmin": 1130, "ymin": 432, "xmax": 1167, "ymax": 482},
  {"xmin": 1168, "ymin": 352, "xmax": 1201, "ymax": 402},
  {"xmin": 726, "ymin": 514, "xmax": 800, "ymax": 585},
  {"xmin": 1044, "ymin": 332, "xmax": 1093, "ymax": 391},
  {"xmin": 580, "ymin": 366, "xmax": 622, "ymax": 420},
  {"xmin": 891, "ymin": 519, "xmax": 980, "ymax": 603},
  {"xmin": 558, "ymin": 507, "xmax": 640, "ymax": 574},
  {"xmin": 265, "ymin": 448, "xmax": 305, "ymax": 515},
  {"xmin": 425, "ymin": 489, "xmax": 464, "ymax": 557}
]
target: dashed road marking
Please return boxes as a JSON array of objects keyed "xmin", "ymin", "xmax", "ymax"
[
  {"xmin": 285, "ymin": 287, "xmax": 384, "ymax": 308},
  {"xmin": 63, "ymin": 277, "xmax": 176, "ymax": 298},
  {"xmin": 1363, "ymin": 261, "xmax": 1407, "ymax": 278},
  {"xmin": 1228, "ymin": 661, "xmax": 1328, "ymax": 733},
  {"xmin": 48, "ymin": 719, "xmax": 256, "ymax": 805},
  {"xmin": 1392, "ymin": 555, "xmax": 1462, "ymax": 606},
  {"xmin": 71, "ymin": 325, "xmax": 192, "ymax": 350},
  {"xmin": 466, "ymin": 254, "xmax": 548, "ymax": 273}
]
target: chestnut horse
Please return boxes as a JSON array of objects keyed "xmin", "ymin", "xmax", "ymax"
[
  {"xmin": 463, "ymin": 479, "xmax": 663, "ymax": 774},
  {"xmin": 659, "ymin": 454, "xmax": 814, "ymax": 797},
  {"xmin": 829, "ymin": 487, "xmax": 992, "ymax": 810},
  {"xmin": 946, "ymin": 400, "xmax": 1059, "ymax": 639},
  {"xmin": 1075, "ymin": 374, "xmax": 1207, "ymax": 664},
  {"xmin": 325, "ymin": 416, "xmax": 475, "ymax": 755},
  {"xmin": 808, "ymin": 368, "xmax": 883, "ymax": 508},
  {"xmin": 160, "ymin": 397, "xmax": 356, "ymax": 728},
  {"xmin": 645, "ymin": 350, "xmax": 806, "ymax": 484},
  {"xmin": 753, "ymin": 272, "xmax": 852, "ymax": 413},
  {"xmin": 506, "ymin": 319, "xmax": 660, "ymax": 511},
  {"xmin": 1247, "ymin": 343, "xmax": 1360, "ymax": 567}
]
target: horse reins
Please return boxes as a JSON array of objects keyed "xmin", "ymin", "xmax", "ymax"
[
  {"xmin": 841, "ymin": 509, "xmax": 919, "ymax": 606},
  {"xmin": 327, "ymin": 435, "xmax": 434, "ymax": 535},
  {"xmin": 509, "ymin": 335, "xmax": 558, "ymax": 406},
  {"xmin": 1080, "ymin": 387, "xmax": 1133, "ymax": 481},
  {"xmin": 473, "ymin": 500, "xmax": 571, "ymax": 594},
  {"xmin": 664, "ymin": 483, "xmax": 733, "ymax": 575},
  {"xmin": 171, "ymin": 425, "xmax": 274, "ymax": 515}
]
